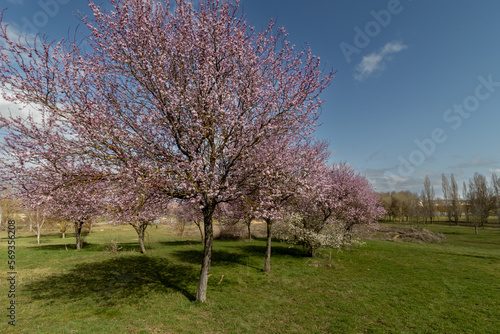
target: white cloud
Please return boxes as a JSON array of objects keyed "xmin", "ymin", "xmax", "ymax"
[
  {"xmin": 2, "ymin": 23, "xmax": 36, "ymax": 46},
  {"xmin": 354, "ymin": 41, "xmax": 407, "ymax": 81},
  {"xmin": 451, "ymin": 156, "xmax": 497, "ymax": 169},
  {"xmin": 0, "ymin": 95, "xmax": 42, "ymax": 124},
  {"xmin": 366, "ymin": 170, "xmax": 410, "ymax": 192},
  {"xmin": 5, "ymin": 24, "xmax": 23, "ymax": 41}
]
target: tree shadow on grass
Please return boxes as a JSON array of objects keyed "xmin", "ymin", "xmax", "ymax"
[
  {"xmin": 25, "ymin": 256, "xmax": 198, "ymax": 304},
  {"xmin": 173, "ymin": 249, "xmax": 244, "ymax": 266},
  {"xmin": 238, "ymin": 244, "xmax": 305, "ymax": 258},
  {"xmin": 28, "ymin": 242, "xmax": 150, "ymax": 253},
  {"xmin": 21, "ymin": 232, "xmax": 66, "ymax": 239},
  {"xmin": 27, "ymin": 243, "xmax": 77, "ymax": 251},
  {"xmin": 108, "ymin": 242, "xmax": 151, "ymax": 252},
  {"xmin": 159, "ymin": 240, "xmax": 203, "ymax": 247},
  {"xmin": 172, "ymin": 249, "xmax": 261, "ymax": 271}
]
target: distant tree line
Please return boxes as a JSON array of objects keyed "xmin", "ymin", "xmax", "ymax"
[{"xmin": 378, "ymin": 173, "xmax": 500, "ymax": 234}]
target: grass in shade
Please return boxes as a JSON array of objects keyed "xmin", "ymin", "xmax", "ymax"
[{"xmin": 1, "ymin": 223, "xmax": 499, "ymax": 333}]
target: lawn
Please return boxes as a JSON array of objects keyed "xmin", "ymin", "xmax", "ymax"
[{"xmin": 1, "ymin": 223, "xmax": 499, "ymax": 333}]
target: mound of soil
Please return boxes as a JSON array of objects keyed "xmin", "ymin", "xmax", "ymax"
[{"xmin": 373, "ymin": 225, "xmax": 446, "ymax": 244}]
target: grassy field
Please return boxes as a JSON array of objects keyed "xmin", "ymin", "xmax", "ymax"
[{"xmin": 1, "ymin": 223, "xmax": 499, "ymax": 333}]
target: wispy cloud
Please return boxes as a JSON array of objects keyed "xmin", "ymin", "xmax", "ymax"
[
  {"xmin": 0, "ymin": 95, "xmax": 42, "ymax": 124},
  {"xmin": 1, "ymin": 24, "xmax": 36, "ymax": 47},
  {"xmin": 375, "ymin": 170, "xmax": 411, "ymax": 192},
  {"xmin": 4, "ymin": 24, "xmax": 24, "ymax": 41},
  {"xmin": 362, "ymin": 166, "xmax": 440, "ymax": 193},
  {"xmin": 450, "ymin": 156, "xmax": 497, "ymax": 169},
  {"xmin": 354, "ymin": 41, "xmax": 407, "ymax": 81}
]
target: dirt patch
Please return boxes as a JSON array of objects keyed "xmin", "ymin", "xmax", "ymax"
[
  {"xmin": 375, "ymin": 225, "xmax": 446, "ymax": 244},
  {"xmin": 354, "ymin": 225, "xmax": 446, "ymax": 244}
]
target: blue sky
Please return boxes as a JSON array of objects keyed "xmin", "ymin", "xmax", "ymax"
[{"xmin": 1, "ymin": 0, "xmax": 500, "ymax": 196}]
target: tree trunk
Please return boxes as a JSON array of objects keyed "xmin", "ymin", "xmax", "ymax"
[
  {"xmin": 247, "ymin": 218, "xmax": 252, "ymax": 242},
  {"xmin": 196, "ymin": 203, "xmax": 215, "ymax": 303},
  {"xmin": 264, "ymin": 219, "xmax": 272, "ymax": 273},
  {"xmin": 475, "ymin": 225, "xmax": 478, "ymax": 235},
  {"xmin": 307, "ymin": 246, "xmax": 316, "ymax": 258},
  {"xmin": 139, "ymin": 224, "xmax": 147, "ymax": 254},
  {"xmin": 133, "ymin": 222, "xmax": 148, "ymax": 254},
  {"xmin": 36, "ymin": 216, "xmax": 44, "ymax": 245},
  {"xmin": 75, "ymin": 221, "xmax": 83, "ymax": 250},
  {"xmin": 62, "ymin": 231, "xmax": 66, "ymax": 239},
  {"xmin": 195, "ymin": 221, "xmax": 204, "ymax": 244},
  {"xmin": 139, "ymin": 230, "xmax": 146, "ymax": 254}
]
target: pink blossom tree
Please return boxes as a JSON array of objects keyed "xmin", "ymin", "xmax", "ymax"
[
  {"xmin": 246, "ymin": 139, "xmax": 330, "ymax": 272},
  {"xmin": 1, "ymin": 165, "xmax": 104, "ymax": 249},
  {"xmin": 284, "ymin": 163, "xmax": 386, "ymax": 257},
  {"xmin": 43, "ymin": 175, "xmax": 103, "ymax": 250},
  {"xmin": 173, "ymin": 200, "xmax": 205, "ymax": 243},
  {"xmin": 221, "ymin": 196, "xmax": 255, "ymax": 242},
  {"xmin": 0, "ymin": 110, "xmax": 169, "ymax": 251},
  {"xmin": 0, "ymin": 0, "xmax": 333, "ymax": 302},
  {"xmin": 104, "ymin": 170, "xmax": 170, "ymax": 254}
]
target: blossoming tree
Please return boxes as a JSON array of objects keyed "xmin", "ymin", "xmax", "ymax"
[
  {"xmin": 283, "ymin": 163, "xmax": 386, "ymax": 257},
  {"xmin": 0, "ymin": 0, "xmax": 333, "ymax": 302}
]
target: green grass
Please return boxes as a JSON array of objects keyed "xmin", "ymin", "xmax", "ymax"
[{"xmin": 1, "ymin": 224, "xmax": 499, "ymax": 333}]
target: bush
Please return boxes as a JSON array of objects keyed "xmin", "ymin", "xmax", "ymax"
[
  {"xmin": 104, "ymin": 238, "xmax": 123, "ymax": 254},
  {"xmin": 276, "ymin": 213, "xmax": 354, "ymax": 257}
]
